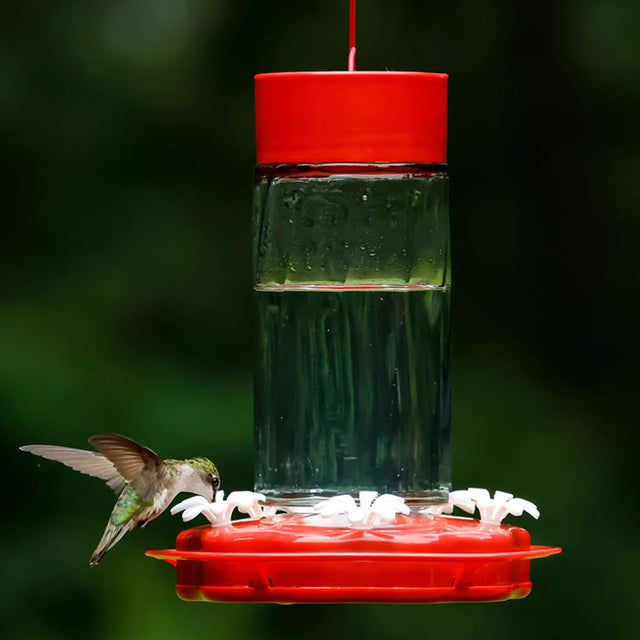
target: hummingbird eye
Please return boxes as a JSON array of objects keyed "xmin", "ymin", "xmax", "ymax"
[{"xmin": 209, "ymin": 473, "xmax": 220, "ymax": 489}]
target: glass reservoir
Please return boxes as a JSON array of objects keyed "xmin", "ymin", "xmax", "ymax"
[{"xmin": 254, "ymin": 163, "xmax": 451, "ymax": 507}]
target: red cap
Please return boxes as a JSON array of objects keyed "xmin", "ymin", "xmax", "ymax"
[{"xmin": 255, "ymin": 71, "xmax": 448, "ymax": 164}]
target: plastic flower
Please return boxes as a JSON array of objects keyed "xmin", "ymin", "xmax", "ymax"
[
  {"xmin": 170, "ymin": 490, "xmax": 267, "ymax": 526},
  {"xmin": 467, "ymin": 488, "xmax": 540, "ymax": 524},
  {"xmin": 313, "ymin": 491, "xmax": 409, "ymax": 529},
  {"xmin": 420, "ymin": 490, "xmax": 476, "ymax": 517},
  {"xmin": 421, "ymin": 487, "xmax": 540, "ymax": 525}
]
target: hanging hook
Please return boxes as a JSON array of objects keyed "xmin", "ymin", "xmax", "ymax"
[{"xmin": 348, "ymin": 0, "xmax": 356, "ymax": 71}]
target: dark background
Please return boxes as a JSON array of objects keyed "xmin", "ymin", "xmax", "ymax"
[{"xmin": 2, "ymin": 1, "xmax": 638, "ymax": 638}]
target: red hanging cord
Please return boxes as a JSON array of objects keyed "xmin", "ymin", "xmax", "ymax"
[{"xmin": 348, "ymin": 0, "xmax": 356, "ymax": 71}]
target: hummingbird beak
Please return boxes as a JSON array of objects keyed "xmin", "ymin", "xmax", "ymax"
[{"xmin": 212, "ymin": 487, "xmax": 218, "ymax": 502}]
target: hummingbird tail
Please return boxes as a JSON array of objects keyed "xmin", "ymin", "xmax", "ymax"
[
  {"xmin": 90, "ymin": 521, "xmax": 132, "ymax": 567},
  {"xmin": 89, "ymin": 548, "xmax": 107, "ymax": 567}
]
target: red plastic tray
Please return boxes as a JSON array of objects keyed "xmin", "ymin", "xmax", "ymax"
[{"xmin": 147, "ymin": 515, "xmax": 560, "ymax": 604}]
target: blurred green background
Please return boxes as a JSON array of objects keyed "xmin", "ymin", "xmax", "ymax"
[{"xmin": 2, "ymin": 1, "xmax": 638, "ymax": 638}]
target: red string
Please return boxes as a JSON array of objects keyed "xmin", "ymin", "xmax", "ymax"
[{"xmin": 348, "ymin": 0, "xmax": 356, "ymax": 71}]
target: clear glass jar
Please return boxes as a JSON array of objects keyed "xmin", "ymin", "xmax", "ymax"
[{"xmin": 253, "ymin": 163, "xmax": 451, "ymax": 509}]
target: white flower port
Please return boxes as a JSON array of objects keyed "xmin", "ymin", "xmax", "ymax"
[
  {"xmin": 420, "ymin": 488, "xmax": 540, "ymax": 525},
  {"xmin": 311, "ymin": 491, "xmax": 410, "ymax": 528},
  {"xmin": 171, "ymin": 491, "xmax": 277, "ymax": 526},
  {"xmin": 170, "ymin": 487, "xmax": 540, "ymax": 529}
]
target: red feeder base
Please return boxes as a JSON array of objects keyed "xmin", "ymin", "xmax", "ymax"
[{"xmin": 147, "ymin": 515, "xmax": 560, "ymax": 604}]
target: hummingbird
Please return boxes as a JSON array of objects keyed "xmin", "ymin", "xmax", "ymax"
[{"xmin": 20, "ymin": 433, "xmax": 220, "ymax": 566}]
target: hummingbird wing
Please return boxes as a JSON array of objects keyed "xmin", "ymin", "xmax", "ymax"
[
  {"xmin": 19, "ymin": 445, "xmax": 126, "ymax": 493},
  {"xmin": 88, "ymin": 434, "xmax": 163, "ymax": 496}
]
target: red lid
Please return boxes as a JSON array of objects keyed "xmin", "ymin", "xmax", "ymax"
[{"xmin": 255, "ymin": 71, "xmax": 448, "ymax": 164}]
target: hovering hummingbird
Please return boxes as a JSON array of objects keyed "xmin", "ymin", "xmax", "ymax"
[{"xmin": 20, "ymin": 433, "xmax": 220, "ymax": 566}]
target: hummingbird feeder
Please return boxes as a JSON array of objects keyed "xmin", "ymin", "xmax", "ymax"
[{"xmin": 147, "ymin": 1, "xmax": 560, "ymax": 603}]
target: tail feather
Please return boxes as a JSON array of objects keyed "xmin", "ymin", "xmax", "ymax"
[{"xmin": 90, "ymin": 521, "xmax": 134, "ymax": 567}]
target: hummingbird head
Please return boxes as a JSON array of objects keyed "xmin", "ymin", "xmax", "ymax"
[{"xmin": 184, "ymin": 458, "xmax": 221, "ymax": 502}]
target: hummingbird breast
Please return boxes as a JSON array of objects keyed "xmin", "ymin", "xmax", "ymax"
[{"xmin": 148, "ymin": 488, "xmax": 171, "ymax": 519}]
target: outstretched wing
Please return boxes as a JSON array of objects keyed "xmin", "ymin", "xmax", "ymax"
[
  {"xmin": 19, "ymin": 444, "xmax": 125, "ymax": 493},
  {"xmin": 88, "ymin": 434, "xmax": 162, "ymax": 483}
]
